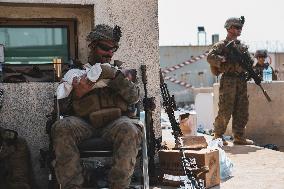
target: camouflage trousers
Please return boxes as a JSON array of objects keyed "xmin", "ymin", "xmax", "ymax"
[
  {"xmin": 214, "ymin": 75, "xmax": 249, "ymax": 136},
  {"xmin": 51, "ymin": 116, "xmax": 143, "ymax": 189},
  {"xmin": 0, "ymin": 138, "xmax": 31, "ymax": 189}
]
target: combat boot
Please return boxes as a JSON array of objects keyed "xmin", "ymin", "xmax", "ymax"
[
  {"xmin": 212, "ymin": 133, "xmax": 228, "ymax": 146},
  {"xmin": 233, "ymin": 135, "xmax": 254, "ymax": 145}
]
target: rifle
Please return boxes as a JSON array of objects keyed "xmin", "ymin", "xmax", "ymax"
[
  {"xmin": 141, "ymin": 65, "xmax": 161, "ymax": 185},
  {"xmin": 159, "ymin": 70, "xmax": 182, "ymax": 147},
  {"xmin": 225, "ymin": 40, "xmax": 272, "ymax": 102},
  {"xmin": 160, "ymin": 70, "xmax": 208, "ymax": 189},
  {"xmin": 0, "ymin": 89, "xmax": 3, "ymax": 110}
]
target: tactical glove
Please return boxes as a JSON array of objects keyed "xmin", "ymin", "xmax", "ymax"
[{"xmin": 99, "ymin": 64, "xmax": 117, "ymax": 79}]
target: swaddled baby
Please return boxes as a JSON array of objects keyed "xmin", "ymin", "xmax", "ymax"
[
  {"xmin": 56, "ymin": 63, "xmax": 116, "ymax": 99},
  {"xmin": 56, "ymin": 63, "xmax": 121, "ymax": 128}
]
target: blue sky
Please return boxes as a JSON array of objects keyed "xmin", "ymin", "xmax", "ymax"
[{"xmin": 158, "ymin": 0, "xmax": 284, "ymax": 52}]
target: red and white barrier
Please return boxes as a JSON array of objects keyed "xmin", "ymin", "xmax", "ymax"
[
  {"xmin": 164, "ymin": 75, "xmax": 192, "ymax": 89},
  {"xmin": 162, "ymin": 51, "xmax": 209, "ymax": 74}
]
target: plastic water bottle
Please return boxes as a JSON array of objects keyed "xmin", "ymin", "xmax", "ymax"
[{"xmin": 263, "ymin": 66, "xmax": 272, "ymax": 82}]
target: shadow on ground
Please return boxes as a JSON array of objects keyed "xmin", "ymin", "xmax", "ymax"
[{"xmin": 223, "ymin": 144, "xmax": 263, "ymax": 155}]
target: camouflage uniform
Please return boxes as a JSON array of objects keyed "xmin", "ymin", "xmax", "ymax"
[
  {"xmin": 253, "ymin": 50, "xmax": 277, "ymax": 81},
  {"xmin": 52, "ymin": 24, "xmax": 143, "ymax": 189},
  {"xmin": 207, "ymin": 17, "xmax": 253, "ymax": 141},
  {"xmin": 208, "ymin": 38, "xmax": 249, "ymax": 137},
  {"xmin": 254, "ymin": 63, "xmax": 277, "ymax": 81},
  {"xmin": 0, "ymin": 128, "xmax": 32, "ymax": 189}
]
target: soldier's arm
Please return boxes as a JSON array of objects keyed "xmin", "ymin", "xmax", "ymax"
[
  {"xmin": 207, "ymin": 42, "xmax": 226, "ymax": 68},
  {"xmin": 272, "ymin": 67, "xmax": 278, "ymax": 80},
  {"xmin": 72, "ymin": 74, "xmax": 96, "ymax": 99},
  {"xmin": 72, "ymin": 64, "xmax": 118, "ymax": 99},
  {"xmin": 108, "ymin": 71, "xmax": 140, "ymax": 105}
]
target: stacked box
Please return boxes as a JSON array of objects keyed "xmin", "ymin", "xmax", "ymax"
[{"xmin": 159, "ymin": 149, "xmax": 220, "ymax": 188}]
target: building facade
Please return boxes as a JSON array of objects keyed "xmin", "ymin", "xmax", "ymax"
[
  {"xmin": 160, "ymin": 45, "xmax": 215, "ymax": 105},
  {"xmin": 0, "ymin": 0, "xmax": 160, "ymax": 188}
]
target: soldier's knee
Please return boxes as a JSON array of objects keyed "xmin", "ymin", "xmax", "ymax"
[
  {"xmin": 122, "ymin": 123, "xmax": 141, "ymax": 137},
  {"xmin": 51, "ymin": 119, "xmax": 72, "ymax": 139},
  {"xmin": 117, "ymin": 124, "xmax": 142, "ymax": 146}
]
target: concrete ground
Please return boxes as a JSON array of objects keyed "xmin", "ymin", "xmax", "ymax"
[
  {"xmin": 154, "ymin": 130, "xmax": 284, "ymax": 189},
  {"xmin": 85, "ymin": 130, "xmax": 284, "ymax": 189}
]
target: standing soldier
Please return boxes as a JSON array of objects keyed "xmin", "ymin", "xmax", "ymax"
[
  {"xmin": 253, "ymin": 49, "xmax": 277, "ymax": 81},
  {"xmin": 207, "ymin": 16, "xmax": 254, "ymax": 146}
]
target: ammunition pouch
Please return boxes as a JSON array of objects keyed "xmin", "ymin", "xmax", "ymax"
[
  {"xmin": 72, "ymin": 88, "xmax": 129, "ymax": 129},
  {"xmin": 72, "ymin": 91, "xmax": 101, "ymax": 117},
  {"xmin": 89, "ymin": 108, "xmax": 121, "ymax": 129},
  {"xmin": 72, "ymin": 88, "xmax": 128, "ymax": 118},
  {"xmin": 223, "ymin": 72, "xmax": 247, "ymax": 81}
]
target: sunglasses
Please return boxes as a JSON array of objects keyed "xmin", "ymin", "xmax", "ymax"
[
  {"xmin": 96, "ymin": 43, "xmax": 118, "ymax": 53},
  {"xmin": 232, "ymin": 25, "xmax": 242, "ymax": 30}
]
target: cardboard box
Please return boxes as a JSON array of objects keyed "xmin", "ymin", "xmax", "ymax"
[
  {"xmin": 159, "ymin": 149, "xmax": 220, "ymax": 188},
  {"xmin": 181, "ymin": 136, "xmax": 208, "ymax": 150}
]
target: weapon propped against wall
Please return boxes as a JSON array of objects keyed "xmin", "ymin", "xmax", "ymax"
[
  {"xmin": 225, "ymin": 40, "xmax": 272, "ymax": 102},
  {"xmin": 0, "ymin": 89, "xmax": 3, "ymax": 110},
  {"xmin": 141, "ymin": 65, "xmax": 162, "ymax": 185},
  {"xmin": 160, "ymin": 70, "xmax": 208, "ymax": 189}
]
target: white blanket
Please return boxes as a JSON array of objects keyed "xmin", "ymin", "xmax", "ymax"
[{"xmin": 56, "ymin": 63, "xmax": 111, "ymax": 99}]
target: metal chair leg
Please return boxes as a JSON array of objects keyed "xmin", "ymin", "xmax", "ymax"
[{"xmin": 141, "ymin": 125, "xmax": 149, "ymax": 189}]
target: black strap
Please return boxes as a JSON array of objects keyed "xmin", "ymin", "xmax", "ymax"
[{"xmin": 0, "ymin": 88, "xmax": 3, "ymax": 110}]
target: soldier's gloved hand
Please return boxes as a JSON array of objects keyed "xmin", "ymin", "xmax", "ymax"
[
  {"xmin": 254, "ymin": 77, "xmax": 261, "ymax": 85},
  {"xmin": 99, "ymin": 64, "xmax": 117, "ymax": 79},
  {"xmin": 72, "ymin": 74, "xmax": 95, "ymax": 98}
]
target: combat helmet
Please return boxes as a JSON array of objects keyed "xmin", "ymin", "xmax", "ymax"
[
  {"xmin": 224, "ymin": 16, "xmax": 245, "ymax": 29},
  {"xmin": 86, "ymin": 24, "xmax": 122, "ymax": 45},
  {"xmin": 254, "ymin": 49, "xmax": 268, "ymax": 58}
]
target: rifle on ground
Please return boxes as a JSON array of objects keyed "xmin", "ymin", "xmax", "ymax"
[
  {"xmin": 159, "ymin": 70, "xmax": 182, "ymax": 147},
  {"xmin": 141, "ymin": 65, "xmax": 161, "ymax": 185},
  {"xmin": 160, "ymin": 70, "xmax": 208, "ymax": 189},
  {"xmin": 225, "ymin": 40, "xmax": 271, "ymax": 102}
]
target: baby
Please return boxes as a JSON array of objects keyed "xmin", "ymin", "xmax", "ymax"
[{"xmin": 56, "ymin": 63, "xmax": 114, "ymax": 99}]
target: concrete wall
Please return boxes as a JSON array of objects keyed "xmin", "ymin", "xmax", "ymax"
[
  {"xmin": 160, "ymin": 45, "xmax": 215, "ymax": 104},
  {"xmin": 213, "ymin": 81, "xmax": 284, "ymax": 150},
  {"xmin": 272, "ymin": 52, "xmax": 284, "ymax": 80},
  {"xmin": 0, "ymin": 83, "xmax": 56, "ymax": 188},
  {"xmin": 0, "ymin": 0, "xmax": 160, "ymax": 188}
]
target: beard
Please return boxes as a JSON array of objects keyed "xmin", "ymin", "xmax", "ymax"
[{"xmin": 88, "ymin": 54, "xmax": 112, "ymax": 65}]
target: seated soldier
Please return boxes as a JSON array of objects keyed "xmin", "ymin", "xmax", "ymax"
[
  {"xmin": 253, "ymin": 49, "xmax": 277, "ymax": 81},
  {"xmin": 51, "ymin": 24, "xmax": 143, "ymax": 189},
  {"xmin": 0, "ymin": 127, "xmax": 32, "ymax": 189}
]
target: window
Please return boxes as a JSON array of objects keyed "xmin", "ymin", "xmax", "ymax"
[{"xmin": 0, "ymin": 18, "xmax": 77, "ymax": 64}]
